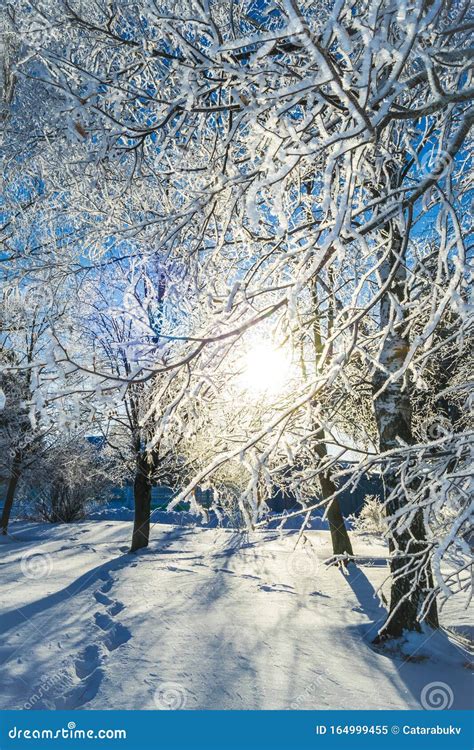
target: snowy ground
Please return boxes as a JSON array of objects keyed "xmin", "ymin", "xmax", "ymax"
[{"xmin": 0, "ymin": 521, "xmax": 471, "ymax": 711}]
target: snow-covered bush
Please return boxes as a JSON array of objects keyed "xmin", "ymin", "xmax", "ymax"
[
  {"xmin": 22, "ymin": 435, "xmax": 116, "ymax": 524},
  {"xmin": 34, "ymin": 482, "xmax": 92, "ymax": 523},
  {"xmin": 350, "ymin": 496, "xmax": 386, "ymax": 536}
]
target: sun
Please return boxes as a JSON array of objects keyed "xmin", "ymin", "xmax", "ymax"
[{"xmin": 239, "ymin": 343, "xmax": 291, "ymax": 396}]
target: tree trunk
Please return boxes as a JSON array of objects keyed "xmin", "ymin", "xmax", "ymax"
[
  {"xmin": 130, "ymin": 453, "xmax": 152, "ymax": 552},
  {"xmin": 0, "ymin": 14, "xmax": 18, "ymax": 125},
  {"xmin": 320, "ymin": 467, "xmax": 353, "ymax": 556},
  {"xmin": 313, "ymin": 436, "xmax": 353, "ymax": 556},
  {"xmin": 373, "ymin": 225, "xmax": 438, "ymax": 640},
  {"xmin": 1, "ymin": 460, "xmax": 21, "ymax": 535},
  {"xmin": 311, "ymin": 281, "xmax": 353, "ymax": 557}
]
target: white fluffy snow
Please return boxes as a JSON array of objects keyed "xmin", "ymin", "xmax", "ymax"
[{"xmin": 0, "ymin": 521, "xmax": 471, "ymax": 711}]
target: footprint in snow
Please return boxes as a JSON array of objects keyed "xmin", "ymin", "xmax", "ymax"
[
  {"xmin": 108, "ymin": 600, "xmax": 124, "ymax": 616},
  {"xmin": 93, "ymin": 609, "xmax": 131, "ymax": 651},
  {"xmin": 74, "ymin": 644, "xmax": 103, "ymax": 679},
  {"xmin": 104, "ymin": 623, "xmax": 132, "ymax": 651},
  {"xmin": 98, "ymin": 578, "xmax": 113, "ymax": 594},
  {"xmin": 57, "ymin": 667, "xmax": 104, "ymax": 709},
  {"xmin": 94, "ymin": 590, "xmax": 112, "ymax": 606},
  {"xmin": 53, "ymin": 645, "xmax": 105, "ymax": 710},
  {"xmin": 166, "ymin": 565, "xmax": 196, "ymax": 574},
  {"xmin": 259, "ymin": 584, "xmax": 296, "ymax": 594}
]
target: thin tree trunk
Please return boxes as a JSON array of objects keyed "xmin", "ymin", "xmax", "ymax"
[
  {"xmin": 126, "ymin": 272, "xmax": 167, "ymax": 555},
  {"xmin": 311, "ymin": 281, "xmax": 353, "ymax": 557},
  {"xmin": 373, "ymin": 224, "xmax": 438, "ymax": 639},
  {"xmin": 130, "ymin": 453, "xmax": 152, "ymax": 552},
  {"xmin": 0, "ymin": 14, "xmax": 18, "ymax": 125},
  {"xmin": 314, "ymin": 437, "xmax": 353, "ymax": 556},
  {"xmin": 1, "ymin": 459, "xmax": 21, "ymax": 535}
]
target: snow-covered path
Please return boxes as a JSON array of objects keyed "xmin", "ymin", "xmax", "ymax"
[{"xmin": 0, "ymin": 522, "xmax": 470, "ymax": 710}]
